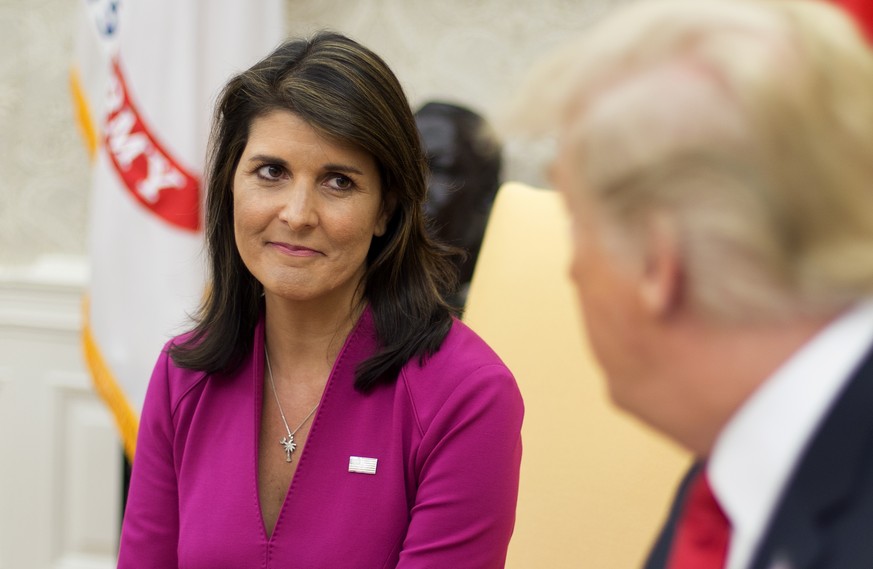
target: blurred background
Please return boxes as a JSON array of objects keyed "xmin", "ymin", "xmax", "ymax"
[
  {"xmin": 0, "ymin": 2, "xmax": 630, "ymax": 568},
  {"xmin": 0, "ymin": 0, "xmax": 629, "ymax": 269},
  {"xmin": 1, "ymin": 1, "xmax": 869, "ymax": 568}
]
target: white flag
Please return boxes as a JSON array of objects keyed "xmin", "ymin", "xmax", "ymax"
[{"xmin": 73, "ymin": 0, "xmax": 284, "ymax": 459}]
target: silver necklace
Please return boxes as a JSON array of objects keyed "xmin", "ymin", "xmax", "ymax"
[{"xmin": 264, "ymin": 347, "xmax": 319, "ymax": 463}]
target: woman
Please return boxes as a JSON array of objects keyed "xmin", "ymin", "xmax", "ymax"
[{"xmin": 118, "ymin": 32, "xmax": 523, "ymax": 568}]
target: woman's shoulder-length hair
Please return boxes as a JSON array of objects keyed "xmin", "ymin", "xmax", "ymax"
[{"xmin": 170, "ymin": 31, "xmax": 458, "ymax": 392}]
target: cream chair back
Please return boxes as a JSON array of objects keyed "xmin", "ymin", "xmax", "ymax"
[{"xmin": 463, "ymin": 182, "xmax": 689, "ymax": 569}]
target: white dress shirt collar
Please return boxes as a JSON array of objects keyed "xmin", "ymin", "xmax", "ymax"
[{"xmin": 708, "ymin": 300, "xmax": 873, "ymax": 569}]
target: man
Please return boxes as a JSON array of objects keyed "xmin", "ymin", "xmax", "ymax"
[{"xmin": 512, "ymin": 1, "xmax": 873, "ymax": 567}]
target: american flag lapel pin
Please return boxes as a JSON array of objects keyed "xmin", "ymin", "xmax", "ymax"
[{"xmin": 348, "ymin": 456, "xmax": 378, "ymax": 475}]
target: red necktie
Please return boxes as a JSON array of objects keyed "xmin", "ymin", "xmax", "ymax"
[
  {"xmin": 833, "ymin": 0, "xmax": 873, "ymax": 43},
  {"xmin": 666, "ymin": 471, "xmax": 731, "ymax": 569}
]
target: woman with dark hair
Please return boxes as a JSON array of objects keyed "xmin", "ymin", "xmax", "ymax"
[{"xmin": 117, "ymin": 32, "xmax": 523, "ymax": 568}]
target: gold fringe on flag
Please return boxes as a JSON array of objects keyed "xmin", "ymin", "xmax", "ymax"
[
  {"xmin": 69, "ymin": 66, "xmax": 99, "ymax": 160},
  {"xmin": 81, "ymin": 297, "xmax": 139, "ymax": 461}
]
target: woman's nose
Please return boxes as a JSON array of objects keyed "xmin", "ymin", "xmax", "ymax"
[{"xmin": 278, "ymin": 183, "xmax": 318, "ymax": 230}]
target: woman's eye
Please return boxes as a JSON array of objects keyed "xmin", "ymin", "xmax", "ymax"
[
  {"xmin": 326, "ymin": 175, "xmax": 354, "ymax": 191},
  {"xmin": 256, "ymin": 164, "xmax": 284, "ymax": 180}
]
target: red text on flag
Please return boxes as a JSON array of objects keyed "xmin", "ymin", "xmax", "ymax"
[{"xmin": 104, "ymin": 59, "xmax": 200, "ymax": 232}]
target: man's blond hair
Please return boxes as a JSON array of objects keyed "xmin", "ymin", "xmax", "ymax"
[{"xmin": 513, "ymin": 0, "xmax": 873, "ymax": 321}]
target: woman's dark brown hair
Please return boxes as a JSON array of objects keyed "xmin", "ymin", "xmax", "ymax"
[{"xmin": 170, "ymin": 31, "xmax": 457, "ymax": 392}]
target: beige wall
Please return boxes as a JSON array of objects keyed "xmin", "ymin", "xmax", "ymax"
[
  {"xmin": 0, "ymin": 0, "xmax": 92, "ymax": 266},
  {"xmin": 0, "ymin": 0, "xmax": 629, "ymax": 267}
]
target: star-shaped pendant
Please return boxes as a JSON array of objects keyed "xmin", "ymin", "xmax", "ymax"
[{"xmin": 280, "ymin": 434, "xmax": 297, "ymax": 463}]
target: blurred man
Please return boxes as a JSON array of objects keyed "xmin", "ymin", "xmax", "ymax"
[{"xmin": 513, "ymin": 0, "xmax": 873, "ymax": 567}]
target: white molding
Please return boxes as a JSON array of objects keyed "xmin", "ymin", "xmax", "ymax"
[
  {"xmin": 0, "ymin": 256, "xmax": 89, "ymax": 286},
  {"xmin": 47, "ymin": 370, "xmax": 93, "ymax": 393},
  {"xmin": 49, "ymin": 380, "xmax": 121, "ymax": 566},
  {"xmin": 0, "ymin": 256, "xmax": 89, "ymax": 333},
  {"xmin": 0, "ymin": 255, "xmax": 117, "ymax": 569},
  {"xmin": 52, "ymin": 554, "xmax": 117, "ymax": 569}
]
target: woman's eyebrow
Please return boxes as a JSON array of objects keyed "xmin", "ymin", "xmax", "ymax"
[
  {"xmin": 322, "ymin": 163, "xmax": 365, "ymax": 175},
  {"xmin": 244, "ymin": 154, "xmax": 289, "ymax": 168}
]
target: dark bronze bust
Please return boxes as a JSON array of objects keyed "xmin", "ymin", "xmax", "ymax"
[{"xmin": 415, "ymin": 101, "xmax": 502, "ymax": 309}]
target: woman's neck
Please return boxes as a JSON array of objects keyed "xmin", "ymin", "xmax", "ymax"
[{"xmin": 263, "ymin": 292, "xmax": 365, "ymax": 387}]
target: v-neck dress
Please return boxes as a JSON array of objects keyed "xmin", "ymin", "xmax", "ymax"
[{"xmin": 118, "ymin": 308, "xmax": 524, "ymax": 569}]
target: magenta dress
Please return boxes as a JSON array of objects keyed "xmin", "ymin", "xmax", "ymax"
[{"xmin": 118, "ymin": 308, "xmax": 524, "ymax": 568}]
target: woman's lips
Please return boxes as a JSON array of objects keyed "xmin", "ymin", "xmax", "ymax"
[{"xmin": 269, "ymin": 242, "xmax": 323, "ymax": 257}]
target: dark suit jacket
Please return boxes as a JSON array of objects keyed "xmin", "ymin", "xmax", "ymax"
[{"xmin": 644, "ymin": 345, "xmax": 873, "ymax": 569}]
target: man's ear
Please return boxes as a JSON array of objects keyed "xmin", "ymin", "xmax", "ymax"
[
  {"xmin": 375, "ymin": 193, "xmax": 397, "ymax": 237},
  {"xmin": 639, "ymin": 214, "xmax": 683, "ymax": 317}
]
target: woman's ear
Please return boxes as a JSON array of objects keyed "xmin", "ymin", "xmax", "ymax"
[
  {"xmin": 639, "ymin": 214, "xmax": 683, "ymax": 317},
  {"xmin": 374, "ymin": 193, "xmax": 397, "ymax": 237}
]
